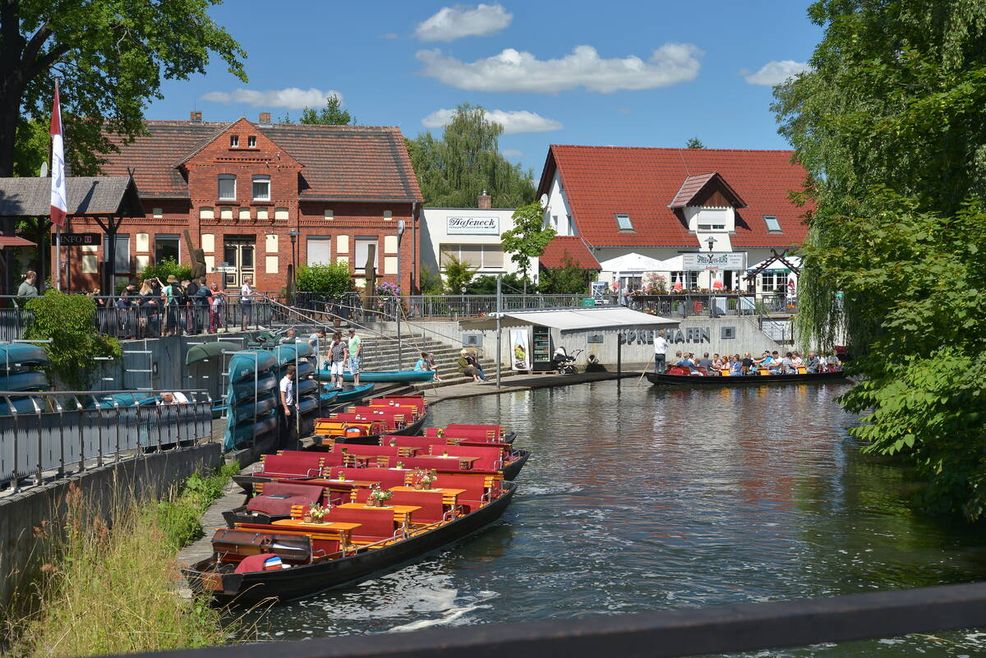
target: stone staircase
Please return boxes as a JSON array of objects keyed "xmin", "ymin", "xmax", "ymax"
[{"xmin": 354, "ymin": 334, "xmax": 517, "ymax": 391}]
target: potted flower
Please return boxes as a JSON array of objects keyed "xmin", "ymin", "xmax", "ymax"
[
  {"xmin": 367, "ymin": 485, "xmax": 393, "ymax": 507},
  {"xmin": 307, "ymin": 502, "xmax": 328, "ymax": 523},
  {"xmin": 420, "ymin": 469, "xmax": 437, "ymax": 490}
]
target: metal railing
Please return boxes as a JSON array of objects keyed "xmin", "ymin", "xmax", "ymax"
[
  {"xmin": 0, "ymin": 390, "xmax": 214, "ymax": 492},
  {"xmin": 626, "ymin": 292, "xmax": 798, "ymax": 318}
]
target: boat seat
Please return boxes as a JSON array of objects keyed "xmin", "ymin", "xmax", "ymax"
[
  {"xmin": 399, "ymin": 456, "xmax": 472, "ymax": 472},
  {"xmin": 351, "ymin": 488, "xmax": 446, "ymax": 523},
  {"xmin": 429, "ymin": 445, "xmax": 503, "ymax": 471},
  {"xmin": 248, "ymin": 482, "xmax": 324, "ymax": 517},
  {"xmin": 259, "ymin": 453, "xmax": 324, "ymax": 478},
  {"xmin": 325, "ymin": 507, "xmax": 397, "ymax": 543},
  {"xmin": 328, "ymin": 467, "xmax": 408, "ymax": 489}
]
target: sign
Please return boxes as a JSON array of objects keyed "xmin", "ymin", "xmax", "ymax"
[
  {"xmin": 447, "ymin": 216, "xmax": 499, "ymax": 235},
  {"xmin": 60, "ymin": 233, "xmax": 101, "ymax": 247},
  {"xmin": 682, "ymin": 252, "xmax": 746, "ymax": 271},
  {"xmin": 581, "ymin": 297, "xmax": 595, "ymax": 308}
]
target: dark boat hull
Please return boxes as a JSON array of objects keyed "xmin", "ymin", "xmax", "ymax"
[
  {"xmin": 503, "ymin": 449, "xmax": 530, "ymax": 481},
  {"xmin": 185, "ymin": 482, "xmax": 517, "ymax": 605},
  {"xmin": 646, "ymin": 371, "xmax": 848, "ymax": 387},
  {"xmin": 318, "ymin": 413, "xmax": 429, "ymax": 446}
]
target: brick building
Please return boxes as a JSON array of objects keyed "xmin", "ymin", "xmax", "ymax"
[{"xmin": 58, "ymin": 113, "xmax": 423, "ymax": 294}]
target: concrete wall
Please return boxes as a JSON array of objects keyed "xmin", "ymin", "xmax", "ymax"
[{"xmin": 0, "ymin": 442, "xmax": 221, "ymax": 607}]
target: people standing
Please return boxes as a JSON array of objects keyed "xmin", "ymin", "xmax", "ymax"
[
  {"xmin": 209, "ymin": 283, "xmax": 224, "ymax": 333},
  {"xmin": 328, "ymin": 331, "xmax": 348, "ymax": 389},
  {"xmin": 347, "ymin": 327, "xmax": 363, "ymax": 386},
  {"xmin": 653, "ymin": 330, "xmax": 668, "ymax": 373},
  {"xmin": 193, "ymin": 277, "xmax": 211, "ymax": 334},
  {"xmin": 162, "ymin": 275, "xmax": 181, "ymax": 336},
  {"xmin": 240, "ymin": 276, "xmax": 254, "ymax": 330},
  {"xmin": 279, "ymin": 363, "xmax": 297, "ymax": 450},
  {"xmin": 17, "ymin": 271, "xmax": 38, "ymax": 300}
]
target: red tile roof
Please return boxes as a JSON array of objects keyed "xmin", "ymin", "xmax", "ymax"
[
  {"xmin": 668, "ymin": 172, "xmax": 746, "ymax": 209},
  {"xmin": 537, "ymin": 146, "xmax": 810, "ymax": 248},
  {"xmin": 539, "ymin": 236, "xmax": 601, "ymax": 269},
  {"xmin": 100, "ymin": 120, "xmax": 422, "ymax": 202}
]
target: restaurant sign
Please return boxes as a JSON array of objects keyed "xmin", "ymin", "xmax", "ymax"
[
  {"xmin": 682, "ymin": 252, "xmax": 746, "ymax": 271},
  {"xmin": 447, "ymin": 216, "xmax": 499, "ymax": 235}
]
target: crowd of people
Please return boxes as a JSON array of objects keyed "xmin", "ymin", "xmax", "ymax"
[{"xmin": 660, "ymin": 349, "xmax": 842, "ymax": 376}]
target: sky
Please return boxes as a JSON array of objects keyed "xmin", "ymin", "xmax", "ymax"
[{"xmin": 149, "ymin": 1, "xmax": 823, "ymax": 174}]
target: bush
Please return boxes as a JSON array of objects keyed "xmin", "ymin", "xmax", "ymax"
[
  {"xmin": 138, "ymin": 257, "xmax": 193, "ymax": 284},
  {"xmin": 467, "ymin": 272, "xmax": 532, "ymax": 295},
  {"xmin": 441, "ymin": 254, "xmax": 475, "ymax": 294},
  {"xmin": 25, "ymin": 290, "xmax": 121, "ymax": 389},
  {"xmin": 296, "ymin": 262, "xmax": 353, "ymax": 297},
  {"xmin": 418, "ymin": 267, "xmax": 444, "ymax": 295},
  {"xmin": 539, "ymin": 255, "xmax": 597, "ymax": 294}
]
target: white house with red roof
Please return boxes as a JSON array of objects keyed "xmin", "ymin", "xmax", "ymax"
[{"xmin": 536, "ymin": 145, "xmax": 808, "ymax": 295}]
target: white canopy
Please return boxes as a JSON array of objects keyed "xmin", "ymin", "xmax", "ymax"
[
  {"xmin": 459, "ymin": 306, "xmax": 679, "ymax": 334},
  {"xmin": 598, "ymin": 252, "xmax": 667, "ymax": 272}
]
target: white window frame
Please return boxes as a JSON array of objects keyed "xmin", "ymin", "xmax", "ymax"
[
  {"xmin": 616, "ymin": 213, "xmax": 633, "ymax": 231},
  {"xmin": 252, "ymin": 175, "xmax": 271, "ymax": 201},
  {"xmin": 247, "ymin": 135, "xmax": 257, "ymax": 148},
  {"xmin": 154, "ymin": 234, "xmax": 181, "ymax": 264},
  {"xmin": 229, "ymin": 135, "xmax": 239, "ymax": 148},
  {"xmin": 218, "ymin": 174, "xmax": 236, "ymax": 201},
  {"xmin": 763, "ymin": 215, "xmax": 782, "ymax": 232},
  {"xmin": 439, "ymin": 243, "xmax": 503, "ymax": 270}
]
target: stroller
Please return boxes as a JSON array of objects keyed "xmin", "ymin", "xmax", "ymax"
[{"xmin": 551, "ymin": 347, "xmax": 582, "ymax": 375}]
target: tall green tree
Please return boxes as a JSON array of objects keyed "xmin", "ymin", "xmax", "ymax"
[
  {"xmin": 685, "ymin": 137, "xmax": 705, "ymax": 149},
  {"xmin": 501, "ymin": 202, "xmax": 556, "ymax": 292},
  {"xmin": 407, "ymin": 104, "xmax": 535, "ymax": 207},
  {"xmin": 298, "ymin": 95, "xmax": 354, "ymax": 125},
  {"xmin": 0, "ymin": 0, "xmax": 246, "ymax": 176},
  {"xmin": 776, "ymin": 0, "xmax": 986, "ymax": 519}
]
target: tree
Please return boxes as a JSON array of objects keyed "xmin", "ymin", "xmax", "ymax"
[
  {"xmin": 501, "ymin": 202, "xmax": 556, "ymax": 292},
  {"xmin": 296, "ymin": 263, "xmax": 353, "ymax": 298},
  {"xmin": 138, "ymin": 258, "xmax": 193, "ymax": 285},
  {"xmin": 685, "ymin": 137, "xmax": 705, "ymax": 149},
  {"xmin": 407, "ymin": 104, "xmax": 536, "ymax": 207},
  {"xmin": 298, "ymin": 95, "xmax": 354, "ymax": 125},
  {"xmin": 539, "ymin": 255, "xmax": 598, "ymax": 294},
  {"xmin": 440, "ymin": 253, "xmax": 475, "ymax": 294},
  {"xmin": 776, "ymin": 1, "xmax": 986, "ymax": 519},
  {"xmin": 0, "ymin": 0, "xmax": 246, "ymax": 177}
]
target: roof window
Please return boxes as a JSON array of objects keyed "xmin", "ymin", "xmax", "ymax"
[
  {"xmin": 615, "ymin": 214, "xmax": 633, "ymax": 231},
  {"xmin": 247, "ymin": 135, "xmax": 257, "ymax": 148},
  {"xmin": 229, "ymin": 135, "xmax": 238, "ymax": 148},
  {"xmin": 763, "ymin": 215, "xmax": 782, "ymax": 232}
]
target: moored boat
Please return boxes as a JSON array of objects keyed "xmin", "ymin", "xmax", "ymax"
[
  {"xmin": 311, "ymin": 395, "xmax": 429, "ymax": 446},
  {"xmin": 315, "ymin": 369, "xmax": 435, "ymax": 384},
  {"xmin": 646, "ymin": 369, "xmax": 847, "ymax": 387}
]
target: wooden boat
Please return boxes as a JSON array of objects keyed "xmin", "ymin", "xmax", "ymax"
[
  {"xmin": 311, "ymin": 395, "xmax": 429, "ymax": 446},
  {"xmin": 646, "ymin": 369, "xmax": 847, "ymax": 387},
  {"xmin": 183, "ymin": 481, "xmax": 516, "ymax": 605},
  {"xmin": 319, "ymin": 383, "xmax": 375, "ymax": 406},
  {"xmin": 316, "ymin": 369, "xmax": 435, "ymax": 384}
]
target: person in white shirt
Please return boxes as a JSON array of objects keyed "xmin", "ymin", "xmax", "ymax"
[
  {"xmin": 279, "ymin": 363, "xmax": 296, "ymax": 449},
  {"xmin": 159, "ymin": 391, "xmax": 189, "ymax": 405},
  {"xmin": 240, "ymin": 277, "xmax": 254, "ymax": 330},
  {"xmin": 653, "ymin": 330, "xmax": 668, "ymax": 373}
]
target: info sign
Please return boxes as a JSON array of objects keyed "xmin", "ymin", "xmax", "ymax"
[
  {"xmin": 682, "ymin": 252, "xmax": 746, "ymax": 271},
  {"xmin": 447, "ymin": 216, "xmax": 499, "ymax": 235},
  {"xmin": 60, "ymin": 233, "xmax": 101, "ymax": 247}
]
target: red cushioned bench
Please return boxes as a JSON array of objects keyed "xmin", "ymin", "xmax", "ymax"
[
  {"xmin": 326, "ymin": 467, "xmax": 409, "ymax": 490},
  {"xmin": 325, "ymin": 507, "xmax": 398, "ymax": 544},
  {"xmin": 352, "ymin": 488, "xmax": 447, "ymax": 524},
  {"xmin": 257, "ymin": 452, "xmax": 325, "ymax": 479},
  {"xmin": 429, "ymin": 445, "xmax": 503, "ymax": 471}
]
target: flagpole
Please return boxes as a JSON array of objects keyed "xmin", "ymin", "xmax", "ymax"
[{"xmin": 55, "ymin": 228, "xmax": 61, "ymax": 290}]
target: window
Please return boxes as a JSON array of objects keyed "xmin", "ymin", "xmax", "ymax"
[
  {"xmin": 616, "ymin": 214, "xmax": 633, "ymax": 231},
  {"xmin": 761, "ymin": 272, "xmax": 784, "ymax": 292},
  {"xmin": 307, "ymin": 237, "xmax": 331, "ymax": 266},
  {"xmin": 229, "ymin": 135, "xmax": 239, "ymax": 148},
  {"xmin": 247, "ymin": 135, "xmax": 257, "ymax": 148},
  {"xmin": 698, "ymin": 224, "xmax": 726, "ymax": 231},
  {"xmin": 252, "ymin": 175, "xmax": 270, "ymax": 201},
  {"xmin": 218, "ymin": 174, "xmax": 236, "ymax": 201},
  {"xmin": 763, "ymin": 215, "xmax": 782, "ymax": 232},
  {"xmin": 354, "ymin": 237, "xmax": 378, "ymax": 271},
  {"xmin": 440, "ymin": 244, "xmax": 503, "ymax": 269},
  {"xmin": 105, "ymin": 234, "xmax": 130, "ymax": 273},
  {"xmin": 155, "ymin": 234, "xmax": 180, "ymax": 264},
  {"xmin": 670, "ymin": 271, "xmax": 699, "ymax": 290}
]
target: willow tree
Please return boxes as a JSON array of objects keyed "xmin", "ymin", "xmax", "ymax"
[{"xmin": 775, "ymin": 0, "xmax": 986, "ymax": 519}]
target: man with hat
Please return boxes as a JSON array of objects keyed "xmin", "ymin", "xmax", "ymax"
[
  {"xmin": 162, "ymin": 275, "xmax": 182, "ymax": 336},
  {"xmin": 347, "ymin": 327, "xmax": 362, "ymax": 386}
]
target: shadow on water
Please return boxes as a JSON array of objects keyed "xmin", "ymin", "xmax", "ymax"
[{"xmin": 244, "ymin": 380, "xmax": 986, "ymax": 654}]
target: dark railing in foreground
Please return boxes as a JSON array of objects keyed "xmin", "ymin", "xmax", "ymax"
[
  {"xmin": 0, "ymin": 390, "xmax": 213, "ymax": 492},
  {"xmin": 112, "ymin": 581, "xmax": 986, "ymax": 658}
]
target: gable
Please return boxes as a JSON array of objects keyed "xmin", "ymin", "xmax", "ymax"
[{"xmin": 178, "ymin": 118, "xmax": 302, "ymax": 172}]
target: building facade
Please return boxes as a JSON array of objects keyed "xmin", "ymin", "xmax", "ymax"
[
  {"xmin": 420, "ymin": 194, "xmax": 537, "ymax": 285},
  {"xmin": 537, "ymin": 145, "xmax": 809, "ymax": 296},
  {"xmin": 57, "ymin": 114, "xmax": 423, "ymax": 294}
]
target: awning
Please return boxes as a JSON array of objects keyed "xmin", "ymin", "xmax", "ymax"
[
  {"xmin": 599, "ymin": 252, "xmax": 667, "ymax": 272},
  {"xmin": 460, "ymin": 307, "xmax": 678, "ymax": 334},
  {"xmin": 0, "ymin": 236, "xmax": 36, "ymax": 248}
]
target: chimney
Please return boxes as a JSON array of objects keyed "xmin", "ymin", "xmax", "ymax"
[
  {"xmin": 478, "ymin": 190, "xmax": 492, "ymax": 209},
  {"xmin": 189, "ymin": 111, "xmax": 202, "ymax": 123},
  {"xmin": 259, "ymin": 112, "xmax": 272, "ymax": 125}
]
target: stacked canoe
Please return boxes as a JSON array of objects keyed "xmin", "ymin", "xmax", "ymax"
[
  {"xmin": 223, "ymin": 350, "xmax": 280, "ymax": 451},
  {"xmin": 0, "ymin": 343, "xmax": 50, "ymax": 415},
  {"xmin": 271, "ymin": 341, "xmax": 320, "ymax": 438}
]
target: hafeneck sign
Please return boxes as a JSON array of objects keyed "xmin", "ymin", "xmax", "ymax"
[{"xmin": 447, "ymin": 216, "xmax": 499, "ymax": 235}]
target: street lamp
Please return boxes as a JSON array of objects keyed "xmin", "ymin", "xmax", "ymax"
[
  {"xmin": 706, "ymin": 235, "xmax": 716, "ymax": 252},
  {"xmin": 460, "ymin": 284, "xmax": 466, "ymax": 315},
  {"xmin": 288, "ymin": 230, "xmax": 299, "ymax": 300}
]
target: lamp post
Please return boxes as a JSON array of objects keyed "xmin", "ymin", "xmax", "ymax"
[
  {"xmin": 460, "ymin": 284, "xmax": 466, "ymax": 316},
  {"xmin": 396, "ymin": 220, "xmax": 405, "ymax": 369},
  {"xmin": 706, "ymin": 235, "xmax": 717, "ymax": 317},
  {"xmin": 288, "ymin": 230, "xmax": 299, "ymax": 301}
]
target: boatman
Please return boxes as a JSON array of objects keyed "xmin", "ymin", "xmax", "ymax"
[
  {"xmin": 653, "ymin": 330, "xmax": 668, "ymax": 373},
  {"xmin": 348, "ymin": 327, "xmax": 363, "ymax": 386},
  {"xmin": 279, "ymin": 363, "xmax": 297, "ymax": 450}
]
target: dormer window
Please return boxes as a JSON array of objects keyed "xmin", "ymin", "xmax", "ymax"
[
  {"xmin": 615, "ymin": 214, "xmax": 633, "ymax": 231},
  {"xmin": 229, "ymin": 135, "xmax": 239, "ymax": 148},
  {"xmin": 763, "ymin": 215, "xmax": 782, "ymax": 232},
  {"xmin": 218, "ymin": 174, "xmax": 236, "ymax": 201},
  {"xmin": 247, "ymin": 135, "xmax": 257, "ymax": 148}
]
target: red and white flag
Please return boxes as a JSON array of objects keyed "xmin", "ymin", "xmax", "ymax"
[{"xmin": 50, "ymin": 80, "xmax": 67, "ymax": 228}]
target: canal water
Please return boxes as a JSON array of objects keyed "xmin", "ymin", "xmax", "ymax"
[{"xmin": 249, "ymin": 380, "xmax": 986, "ymax": 655}]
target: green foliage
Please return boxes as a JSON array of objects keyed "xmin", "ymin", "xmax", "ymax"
[
  {"xmin": 138, "ymin": 257, "xmax": 193, "ymax": 284},
  {"xmin": 778, "ymin": 1, "xmax": 986, "ymax": 519},
  {"xmin": 296, "ymin": 262, "xmax": 353, "ymax": 297},
  {"xmin": 418, "ymin": 266, "xmax": 444, "ymax": 295},
  {"xmin": 156, "ymin": 463, "xmax": 239, "ymax": 549},
  {"xmin": 0, "ymin": 0, "xmax": 246, "ymax": 176},
  {"xmin": 501, "ymin": 202, "xmax": 556, "ymax": 288},
  {"xmin": 13, "ymin": 118, "xmax": 49, "ymax": 177},
  {"xmin": 24, "ymin": 290, "xmax": 121, "ymax": 389},
  {"xmin": 466, "ymin": 273, "xmax": 531, "ymax": 295},
  {"xmin": 441, "ymin": 254, "xmax": 475, "ymax": 294},
  {"xmin": 298, "ymin": 94, "xmax": 354, "ymax": 125},
  {"xmin": 407, "ymin": 104, "xmax": 536, "ymax": 207},
  {"xmin": 539, "ymin": 255, "xmax": 597, "ymax": 294},
  {"xmin": 685, "ymin": 137, "xmax": 705, "ymax": 149}
]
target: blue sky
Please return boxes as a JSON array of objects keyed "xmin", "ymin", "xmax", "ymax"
[{"xmin": 149, "ymin": 1, "xmax": 822, "ymax": 174}]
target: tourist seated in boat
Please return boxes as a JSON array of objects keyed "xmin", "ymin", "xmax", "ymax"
[
  {"xmin": 806, "ymin": 351, "xmax": 820, "ymax": 373},
  {"xmin": 791, "ymin": 352, "xmax": 805, "ymax": 369},
  {"xmin": 741, "ymin": 353, "xmax": 754, "ymax": 375},
  {"xmin": 697, "ymin": 353, "xmax": 713, "ymax": 370},
  {"xmin": 730, "ymin": 355, "xmax": 744, "ymax": 376},
  {"xmin": 712, "ymin": 353, "xmax": 725, "ymax": 370},
  {"xmin": 779, "ymin": 352, "xmax": 796, "ymax": 374},
  {"xmin": 414, "ymin": 351, "xmax": 442, "ymax": 382}
]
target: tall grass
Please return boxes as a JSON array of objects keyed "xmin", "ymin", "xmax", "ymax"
[{"xmin": 7, "ymin": 463, "xmax": 242, "ymax": 657}]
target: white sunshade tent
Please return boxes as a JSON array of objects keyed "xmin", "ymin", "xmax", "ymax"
[{"xmin": 598, "ymin": 252, "xmax": 668, "ymax": 273}]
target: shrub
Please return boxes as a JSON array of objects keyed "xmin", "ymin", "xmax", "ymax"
[
  {"xmin": 418, "ymin": 267, "xmax": 444, "ymax": 295},
  {"xmin": 296, "ymin": 262, "xmax": 353, "ymax": 297},
  {"xmin": 138, "ymin": 257, "xmax": 193, "ymax": 284},
  {"xmin": 441, "ymin": 254, "xmax": 475, "ymax": 294}
]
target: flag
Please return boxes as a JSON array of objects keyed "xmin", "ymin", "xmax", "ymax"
[{"xmin": 50, "ymin": 80, "xmax": 67, "ymax": 228}]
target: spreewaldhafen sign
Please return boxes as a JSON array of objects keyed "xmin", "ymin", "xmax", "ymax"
[
  {"xmin": 683, "ymin": 252, "xmax": 746, "ymax": 271},
  {"xmin": 447, "ymin": 216, "xmax": 499, "ymax": 235}
]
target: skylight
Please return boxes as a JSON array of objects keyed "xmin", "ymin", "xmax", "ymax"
[
  {"xmin": 763, "ymin": 215, "xmax": 782, "ymax": 232},
  {"xmin": 616, "ymin": 214, "xmax": 633, "ymax": 231}
]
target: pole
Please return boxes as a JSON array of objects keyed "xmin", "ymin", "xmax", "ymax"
[
  {"xmin": 496, "ymin": 274, "xmax": 502, "ymax": 390},
  {"xmin": 617, "ymin": 331, "xmax": 622, "ymax": 390},
  {"xmin": 55, "ymin": 227, "xmax": 61, "ymax": 290}
]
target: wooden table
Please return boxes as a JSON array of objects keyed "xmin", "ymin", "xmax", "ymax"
[
  {"xmin": 337, "ymin": 502, "xmax": 421, "ymax": 530},
  {"xmin": 389, "ymin": 486, "xmax": 467, "ymax": 508},
  {"xmin": 426, "ymin": 455, "xmax": 480, "ymax": 470},
  {"xmin": 269, "ymin": 518, "xmax": 362, "ymax": 551}
]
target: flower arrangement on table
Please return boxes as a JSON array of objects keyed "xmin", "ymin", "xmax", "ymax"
[
  {"xmin": 367, "ymin": 485, "xmax": 393, "ymax": 507},
  {"xmin": 411, "ymin": 468, "xmax": 438, "ymax": 490},
  {"xmin": 306, "ymin": 502, "xmax": 328, "ymax": 523}
]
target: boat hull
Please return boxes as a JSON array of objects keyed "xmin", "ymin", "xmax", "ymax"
[
  {"xmin": 316, "ymin": 369, "xmax": 435, "ymax": 383},
  {"xmin": 503, "ymin": 449, "xmax": 530, "ymax": 481},
  {"xmin": 185, "ymin": 482, "xmax": 517, "ymax": 605},
  {"xmin": 646, "ymin": 371, "xmax": 848, "ymax": 387},
  {"xmin": 321, "ymin": 413, "xmax": 429, "ymax": 446}
]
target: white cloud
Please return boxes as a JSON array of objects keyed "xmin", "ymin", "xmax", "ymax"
[
  {"xmin": 417, "ymin": 43, "xmax": 702, "ymax": 93},
  {"xmin": 415, "ymin": 4, "xmax": 512, "ymax": 42},
  {"xmin": 743, "ymin": 60, "xmax": 810, "ymax": 86},
  {"xmin": 501, "ymin": 148, "xmax": 523, "ymax": 158},
  {"xmin": 422, "ymin": 108, "xmax": 562, "ymax": 134},
  {"xmin": 201, "ymin": 87, "xmax": 344, "ymax": 110}
]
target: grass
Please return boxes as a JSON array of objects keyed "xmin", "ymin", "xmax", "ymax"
[{"xmin": 6, "ymin": 462, "xmax": 242, "ymax": 657}]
